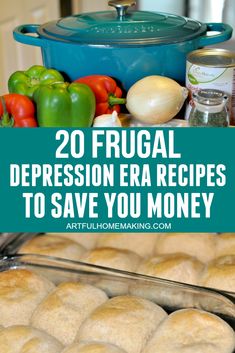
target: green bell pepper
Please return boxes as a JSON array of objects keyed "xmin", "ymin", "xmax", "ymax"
[
  {"xmin": 34, "ymin": 82, "xmax": 96, "ymax": 127},
  {"xmin": 8, "ymin": 65, "xmax": 64, "ymax": 99}
]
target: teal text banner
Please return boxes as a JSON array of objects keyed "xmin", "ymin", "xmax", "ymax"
[{"xmin": 0, "ymin": 128, "xmax": 234, "ymax": 232}]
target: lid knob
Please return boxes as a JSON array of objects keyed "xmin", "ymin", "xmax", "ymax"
[{"xmin": 108, "ymin": 0, "xmax": 136, "ymax": 20}]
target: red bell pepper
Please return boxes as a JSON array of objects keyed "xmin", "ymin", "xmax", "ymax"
[
  {"xmin": 0, "ymin": 94, "xmax": 37, "ymax": 127},
  {"xmin": 75, "ymin": 75, "xmax": 126, "ymax": 117}
]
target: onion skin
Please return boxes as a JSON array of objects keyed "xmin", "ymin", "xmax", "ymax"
[{"xmin": 126, "ymin": 76, "xmax": 188, "ymax": 125}]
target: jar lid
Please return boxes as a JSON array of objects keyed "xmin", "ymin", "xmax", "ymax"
[
  {"xmin": 193, "ymin": 89, "xmax": 227, "ymax": 106},
  {"xmin": 193, "ymin": 89, "xmax": 228, "ymax": 114},
  {"xmin": 38, "ymin": 0, "xmax": 206, "ymax": 46}
]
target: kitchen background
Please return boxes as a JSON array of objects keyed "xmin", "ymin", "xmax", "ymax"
[{"xmin": 0, "ymin": 0, "xmax": 234, "ymax": 94}]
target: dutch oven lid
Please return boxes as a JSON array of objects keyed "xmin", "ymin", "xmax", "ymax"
[{"xmin": 39, "ymin": 0, "xmax": 207, "ymax": 46}]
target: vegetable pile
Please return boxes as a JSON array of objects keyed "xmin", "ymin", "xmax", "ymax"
[{"xmin": 0, "ymin": 65, "xmax": 188, "ymax": 128}]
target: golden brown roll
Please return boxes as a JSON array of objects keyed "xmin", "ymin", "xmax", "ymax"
[
  {"xmin": 77, "ymin": 295, "xmax": 167, "ymax": 353},
  {"xmin": 143, "ymin": 309, "xmax": 235, "ymax": 353},
  {"xmin": 80, "ymin": 247, "xmax": 142, "ymax": 295},
  {"xmin": 0, "ymin": 325, "xmax": 63, "ymax": 353},
  {"xmin": 62, "ymin": 342, "xmax": 127, "ymax": 353},
  {"xmin": 0, "ymin": 269, "xmax": 54, "ymax": 326},
  {"xmin": 47, "ymin": 233, "xmax": 100, "ymax": 250},
  {"xmin": 216, "ymin": 233, "xmax": 235, "ymax": 258},
  {"xmin": 81, "ymin": 247, "xmax": 141, "ymax": 272},
  {"xmin": 136, "ymin": 253, "xmax": 203, "ymax": 285},
  {"xmin": 96, "ymin": 233, "xmax": 159, "ymax": 258},
  {"xmin": 31, "ymin": 282, "xmax": 108, "ymax": 346},
  {"xmin": 200, "ymin": 255, "xmax": 235, "ymax": 292},
  {"xmin": 130, "ymin": 253, "xmax": 203, "ymax": 307},
  {"xmin": 19, "ymin": 235, "xmax": 85, "ymax": 261},
  {"xmin": 154, "ymin": 233, "xmax": 216, "ymax": 263}
]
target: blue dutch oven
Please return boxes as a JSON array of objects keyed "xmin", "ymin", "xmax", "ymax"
[{"xmin": 13, "ymin": 0, "xmax": 233, "ymax": 90}]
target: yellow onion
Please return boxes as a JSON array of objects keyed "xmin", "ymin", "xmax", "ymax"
[{"xmin": 126, "ymin": 76, "xmax": 188, "ymax": 124}]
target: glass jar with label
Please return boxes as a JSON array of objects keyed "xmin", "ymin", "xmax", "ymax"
[{"xmin": 189, "ymin": 89, "xmax": 229, "ymax": 127}]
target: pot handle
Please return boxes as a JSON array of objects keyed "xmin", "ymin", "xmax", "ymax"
[
  {"xmin": 198, "ymin": 23, "xmax": 233, "ymax": 47},
  {"xmin": 13, "ymin": 24, "xmax": 43, "ymax": 47}
]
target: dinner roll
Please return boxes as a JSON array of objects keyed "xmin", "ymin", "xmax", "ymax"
[
  {"xmin": 0, "ymin": 325, "xmax": 63, "ymax": 353},
  {"xmin": 31, "ymin": 282, "xmax": 108, "ymax": 346},
  {"xmin": 96, "ymin": 233, "xmax": 159, "ymax": 258},
  {"xmin": 154, "ymin": 233, "xmax": 216, "ymax": 263},
  {"xmin": 200, "ymin": 255, "xmax": 235, "ymax": 292},
  {"xmin": 131, "ymin": 253, "xmax": 203, "ymax": 307},
  {"xmin": 81, "ymin": 247, "xmax": 141, "ymax": 272},
  {"xmin": 47, "ymin": 233, "xmax": 100, "ymax": 250},
  {"xmin": 143, "ymin": 309, "xmax": 235, "ymax": 353},
  {"xmin": 80, "ymin": 247, "xmax": 142, "ymax": 295},
  {"xmin": 0, "ymin": 269, "xmax": 54, "ymax": 326},
  {"xmin": 136, "ymin": 253, "xmax": 203, "ymax": 285},
  {"xmin": 19, "ymin": 235, "xmax": 85, "ymax": 261},
  {"xmin": 216, "ymin": 233, "xmax": 235, "ymax": 258},
  {"xmin": 77, "ymin": 295, "xmax": 167, "ymax": 353},
  {"xmin": 62, "ymin": 342, "xmax": 127, "ymax": 353}
]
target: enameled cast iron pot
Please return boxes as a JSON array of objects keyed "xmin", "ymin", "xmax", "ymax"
[{"xmin": 13, "ymin": 0, "xmax": 233, "ymax": 90}]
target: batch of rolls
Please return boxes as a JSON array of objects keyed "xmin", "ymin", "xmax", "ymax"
[
  {"xmin": 0, "ymin": 266, "xmax": 235, "ymax": 353},
  {"xmin": 0, "ymin": 232, "xmax": 235, "ymax": 353},
  {"xmin": 17, "ymin": 232, "xmax": 235, "ymax": 293}
]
